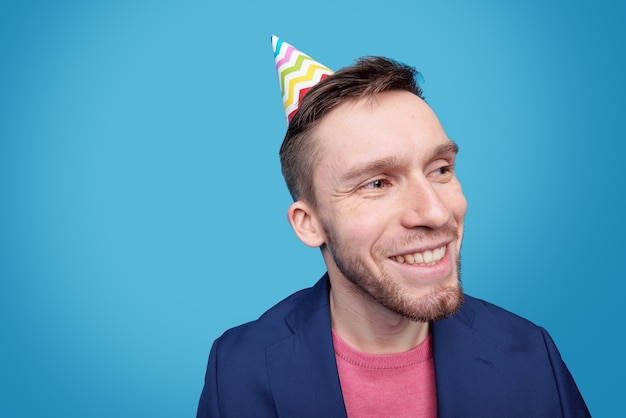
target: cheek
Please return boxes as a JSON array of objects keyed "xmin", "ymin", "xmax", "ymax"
[
  {"xmin": 344, "ymin": 212, "xmax": 382, "ymax": 242},
  {"xmin": 455, "ymin": 192, "xmax": 468, "ymax": 221},
  {"xmin": 448, "ymin": 180, "xmax": 468, "ymax": 221},
  {"xmin": 449, "ymin": 186, "xmax": 468, "ymax": 244},
  {"xmin": 327, "ymin": 203, "xmax": 389, "ymax": 247},
  {"xmin": 350, "ymin": 199, "xmax": 397, "ymax": 231}
]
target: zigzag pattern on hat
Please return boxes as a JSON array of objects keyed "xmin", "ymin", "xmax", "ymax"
[{"xmin": 272, "ymin": 35, "xmax": 334, "ymax": 123}]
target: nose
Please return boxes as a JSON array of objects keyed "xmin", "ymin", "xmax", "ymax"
[{"xmin": 400, "ymin": 176, "xmax": 452, "ymax": 230}]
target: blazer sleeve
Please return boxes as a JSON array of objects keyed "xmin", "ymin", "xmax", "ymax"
[
  {"xmin": 197, "ymin": 340, "xmax": 221, "ymax": 418},
  {"xmin": 541, "ymin": 328, "xmax": 591, "ymax": 418}
]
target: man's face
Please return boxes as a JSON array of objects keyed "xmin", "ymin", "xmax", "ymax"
[{"xmin": 310, "ymin": 90, "xmax": 468, "ymax": 322}]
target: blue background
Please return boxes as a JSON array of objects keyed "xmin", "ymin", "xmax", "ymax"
[{"xmin": 1, "ymin": 0, "xmax": 624, "ymax": 416}]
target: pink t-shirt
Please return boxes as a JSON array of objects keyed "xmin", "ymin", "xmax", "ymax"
[{"xmin": 333, "ymin": 331, "xmax": 437, "ymax": 418}]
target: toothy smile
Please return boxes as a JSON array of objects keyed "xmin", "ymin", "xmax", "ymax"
[{"xmin": 392, "ymin": 245, "xmax": 447, "ymax": 265}]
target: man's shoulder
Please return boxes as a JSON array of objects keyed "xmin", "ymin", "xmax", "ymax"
[
  {"xmin": 449, "ymin": 293, "xmax": 549, "ymax": 347},
  {"xmin": 220, "ymin": 287, "xmax": 306, "ymax": 342},
  {"xmin": 462, "ymin": 294, "xmax": 538, "ymax": 325},
  {"xmin": 215, "ymin": 276, "xmax": 330, "ymax": 353}
]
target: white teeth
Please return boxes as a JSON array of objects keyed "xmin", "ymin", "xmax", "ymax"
[{"xmin": 393, "ymin": 245, "xmax": 446, "ymax": 265}]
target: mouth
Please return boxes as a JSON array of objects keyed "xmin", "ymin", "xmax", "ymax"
[{"xmin": 391, "ymin": 244, "xmax": 447, "ymax": 266}]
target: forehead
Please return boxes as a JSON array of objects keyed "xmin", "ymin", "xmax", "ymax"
[{"xmin": 312, "ymin": 90, "xmax": 451, "ymax": 170}]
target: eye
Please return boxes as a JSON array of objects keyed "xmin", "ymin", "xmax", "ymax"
[
  {"xmin": 428, "ymin": 160, "xmax": 455, "ymax": 180},
  {"xmin": 427, "ymin": 158, "xmax": 454, "ymax": 178},
  {"xmin": 434, "ymin": 166, "xmax": 452, "ymax": 176},
  {"xmin": 363, "ymin": 179, "xmax": 388, "ymax": 190}
]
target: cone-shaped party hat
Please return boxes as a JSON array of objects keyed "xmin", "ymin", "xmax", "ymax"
[{"xmin": 272, "ymin": 35, "xmax": 334, "ymax": 123}]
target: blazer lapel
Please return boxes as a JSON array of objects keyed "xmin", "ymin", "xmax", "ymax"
[
  {"xmin": 266, "ymin": 276, "xmax": 347, "ymax": 418},
  {"xmin": 432, "ymin": 302, "xmax": 508, "ymax": 417}
]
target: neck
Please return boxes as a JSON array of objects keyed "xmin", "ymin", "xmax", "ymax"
[{"xmin": 328, "ymin": 278, "xmax": 430, "ymax": 355}]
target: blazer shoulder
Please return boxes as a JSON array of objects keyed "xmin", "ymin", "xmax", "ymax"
[
  {"xmin": 218, "ymin": 287, "xmax": 307, "ymax": 349},
  {"xmin": 462, "ymin": 294, "xmax": 542, "ymax": 326},
  {"xmin": 216, "ymin": 276, "xmax": 330, "ymax": 354},
  {"xmin": 198, "ymin": 277, "xmax": 337, "ymax": 417},
  {"xmin": 457, "ymin": 294, "xmax": 549, "ymax": 349}
]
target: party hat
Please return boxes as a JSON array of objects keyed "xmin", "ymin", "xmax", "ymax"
[{"xmin": 272, "ymin": 35, "xmax": 334, "ymax": 123}]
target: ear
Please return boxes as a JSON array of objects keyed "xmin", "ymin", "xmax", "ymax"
[{"xmin": 287, "ymin": 200, "xmax": 326, "ymax": 248}]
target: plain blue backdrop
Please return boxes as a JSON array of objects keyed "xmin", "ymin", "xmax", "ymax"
[{"xmin": 1, "ymin": 0, "xmax": 624, "ymax": 416}]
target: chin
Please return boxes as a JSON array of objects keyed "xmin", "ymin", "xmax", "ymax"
[{"xmin": 388, "ymin": 282, "xmax": 465, "ymax": 323}]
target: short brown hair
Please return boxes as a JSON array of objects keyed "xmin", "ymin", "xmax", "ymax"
[{"xmin": 279, "ymin": 56, "xmax": 425, "ymax": 205}]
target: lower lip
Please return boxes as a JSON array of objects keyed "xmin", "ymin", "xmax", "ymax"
[{"xmin": 389, "ymin": 245, "xmax": 454, "ymax": 280}]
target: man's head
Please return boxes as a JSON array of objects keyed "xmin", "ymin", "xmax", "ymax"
[
  {"xmin": 282, "ymin": 57, "xmax": 467, "ymax": 323},
  {"xmin": 279, "ymin": 57, "xmax": 424, "ymax": 206}
]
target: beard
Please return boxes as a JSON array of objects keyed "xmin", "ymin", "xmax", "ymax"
[{"xmin": 324, "ymin": 225, "xmax": 464, "ymax": 323}]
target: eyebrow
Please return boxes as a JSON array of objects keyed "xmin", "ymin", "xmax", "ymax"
[
  {"xmin": 339, "ymin": 140, "xmax": 459, "ymax": 184},
  {"xmin": 434, "ymin": 141, "xmax": 459, "ymax": 158}
]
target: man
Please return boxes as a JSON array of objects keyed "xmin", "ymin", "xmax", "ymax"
[{"xmin": 197, "ymin": 37, "xmax": 590, "ymax": 417}]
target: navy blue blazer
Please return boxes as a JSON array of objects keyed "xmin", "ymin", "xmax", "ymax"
[{"xmin": 197, "ymin": 275, "xmax": 590, "ymax": 417}]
